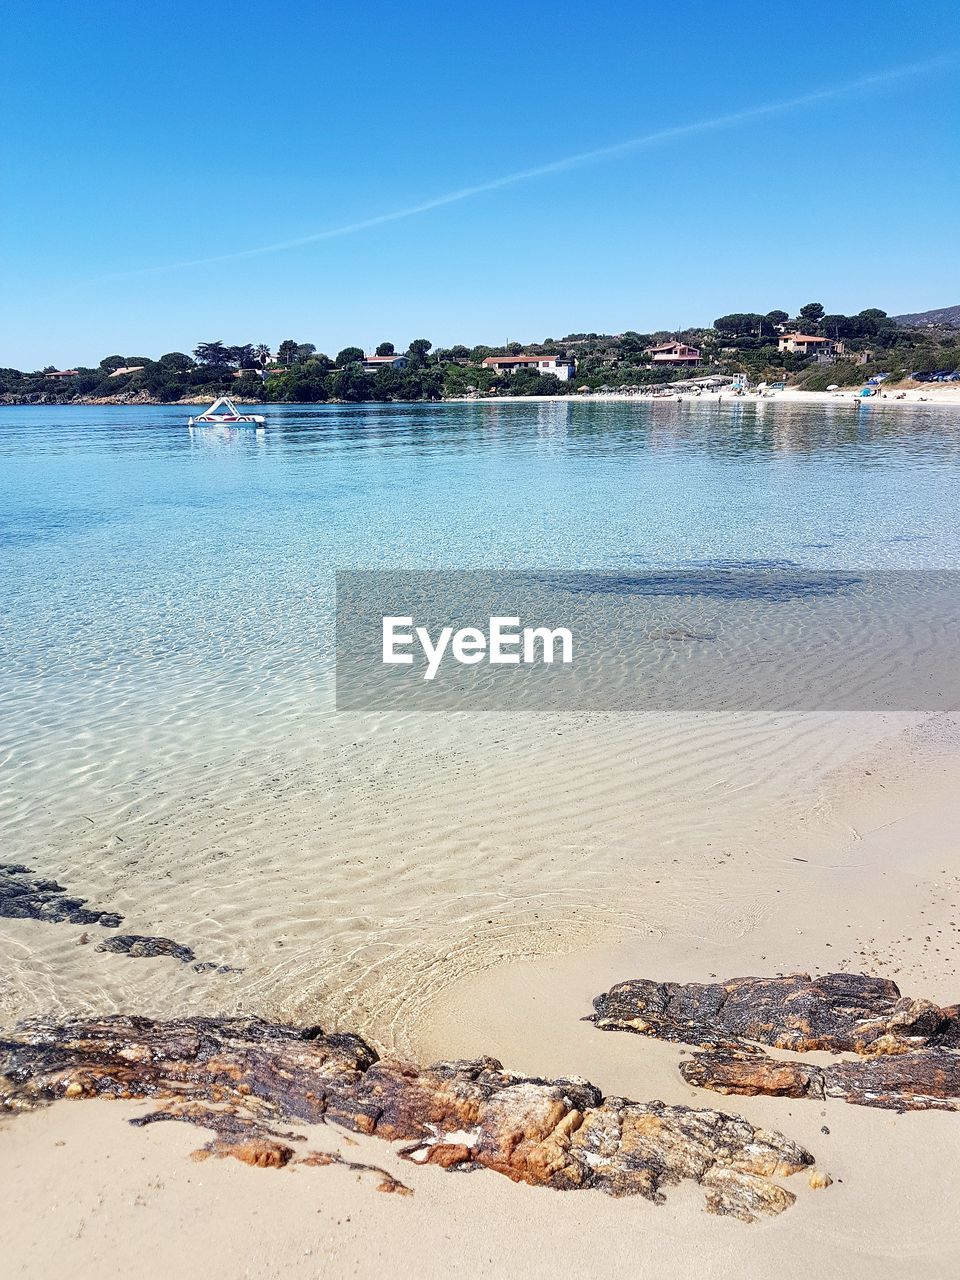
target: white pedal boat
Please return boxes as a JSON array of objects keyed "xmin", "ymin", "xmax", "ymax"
[{"xmin": 188, "ymin": 396, "xmax": 265, "ymax": 426}]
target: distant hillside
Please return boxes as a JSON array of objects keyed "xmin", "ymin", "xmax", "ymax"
[{"xmin": 894, "ymin": 304, "xmax": 960, "ymax": 328}]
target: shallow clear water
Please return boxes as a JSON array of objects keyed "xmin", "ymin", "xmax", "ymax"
[
  {"xmin": 3, "ymin": 399, "xmax": 960, "ymax": 1037},
  {"xmin": 4, "ymin": 399, "xmax": 960, "ymax": 702},
  {"xmin": 5, "ymin": 398, "xmax": 960, "ymax": 661}
]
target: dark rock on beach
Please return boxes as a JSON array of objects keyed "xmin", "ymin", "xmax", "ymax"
[
  {"xmin": 591, "ymin": 971, "xmax": 959, "ymax": 1054},
  {"xmin": 591, "ymin": 971, "xmax": 960, "ymax": 1112},
  {"xmin": 0, "ymin": 863, "xmax": 122, "ymax": 928},
  {"xmin": 680, "ymin": 1044, "xmax": 960, "ymax": 1111},
  {"xmin": 1, "ymin": 863, "xmax": 230, "ymax": 971},
  {"xmin": 0, "ymin": 1014, "xmax": 815, "ymax": 1221},
  {"xmin": 94, "ymin": 935, "xmax": 196, "ymax": 963}
]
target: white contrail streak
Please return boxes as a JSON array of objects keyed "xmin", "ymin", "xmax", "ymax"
[{"xmin": 112, "ymin": 55, "xmax": 953, "ymax": 277}]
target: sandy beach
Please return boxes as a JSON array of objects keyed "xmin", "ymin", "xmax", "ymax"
[{"xmin": 462, "ymin": 384, "xmax": 960, "ymax": 408}]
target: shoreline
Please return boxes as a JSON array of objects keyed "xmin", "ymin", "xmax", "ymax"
[
  {"xmin": 4, "ymin": 386, "xmax": 960, "ymax": 410},
  {"xmin": 454, "ymin": 385, "xmax": 960, "ymax": 408}
]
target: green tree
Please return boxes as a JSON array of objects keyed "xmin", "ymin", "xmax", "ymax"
[
  {"xmin": 713, "ymin": 313, "xmax": 764, "ymax": 336},
  {"xmin": 254, "ymin": 344, "xmax": 271, "ymax": 367},
  {"xmin": 407, "ymin": 338, "xmax": 433, "ymax": 366},
  {"xmin": 158, "ymin": 352, "xmax": 194, "ymax": 371},
  {"xmin": 194, "ymin": 341, "xmax": 230, "ymax": 368},
  {"xmin": 911, "ymin": 350, "xmax": 939, "ymax": 375},
  {"xmin": 330, "ymin": 366, "xmax": 372, "ymax": 398},
  {"xmin": 233, "ymin": 372, "xmax": 265, "ymax": 399},
  {"xmin": 820, "ymin": 315, "xmax": 855, "ymax": 339},
  {"xmin": 265, "ymin": 365, "xmax": 326, "ymax": 402},
  {"xmin": 227, "ymin": 344, "xmax": 255, "ymax": 368},
  {"xmin": 798, "ymin": 302, "xmax": 826, "ymax": 326},
  {"xmin": 296, "ymin": 343, "xmax": 316, "ymax": 361},
  {"xmin": 764, "ymin": 310, "xmax": 789, "ymax": 327},
  {"xmin": 507, "ymin": 367, "xmax": 544, "ymax": 395},
  {"xmin": 99, "ymin": 355, "xmax": 126, "ymax": 371},
  {"xmin": 855, "ymin": 309, "xmax": 893, "ymax": 338},
  {"xmin": 276, "ymin": 339, "xmax": 299, "ymax": 366},
  {"xmin": 336, "ymin": 346, "xmax": 365, "ymax": 366},
  {"xmin": 411, "ymin": 367, "xmax": 445, "ymax": 400},
  {"xmin": 443, "ymin": 364, "xmax": 496, "ymax": 396},
  {"xmin": 375, "ymin": 341, "xmax": 395, "ymax": 356},
  {"xmin": 142, "ymin": 364, "xmax": 184, "ymax": 400},
  {"xmin": 618, "ymin": 331, "xmax": 648, "ymax": 358}
]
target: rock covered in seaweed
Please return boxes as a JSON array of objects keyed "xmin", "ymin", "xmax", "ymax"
[{"xmin": 1, "ymin": 863, "xmax": 235, "ymax": 972}]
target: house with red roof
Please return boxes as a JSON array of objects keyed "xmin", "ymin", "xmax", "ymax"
[
  {"xmin": 645, "ymin": 341, "xmax": 701, "ymax": 364},
  {"xmin": 777, "ymin": 333, "xmax": 837, "ymax": 355},
  {"xmin": 362, "ymin": 353, "xmax": 410, "ymax": 373}
]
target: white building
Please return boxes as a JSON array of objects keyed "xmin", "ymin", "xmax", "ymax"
[
  {"xmin": 362, "ymin": 354, "xmax": 410, "ymax": 374},
  {"xmin": 481, "ymin": 355, "xmax": 576, "ymax": 381}
]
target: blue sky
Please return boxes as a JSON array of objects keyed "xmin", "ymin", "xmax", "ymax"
[{"xmin": 3, "ymin": 1, "xmax": 959, "ymax": 368}]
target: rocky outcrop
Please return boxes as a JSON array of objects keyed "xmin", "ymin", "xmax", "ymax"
[
  {"xmin": 0, "ymin": 863, "xmax": 122, "ymax": 928},
  {"xmin": 95, "ymin": 935, "xmax": 196, "ymax": 963},
  {"xmin": 680, "ymin": 1045, "xmax": 960, "ymax": 1111},
  {"xmin": 1, "ymin": 864, "xmax": 236, "ymax": 973},
  {"xmin": 592, "ymin": 971, "xmax": 959, "ymax": 1053},
  {"xmin": 591, "ymin": 971, "xmax": 960, "ymax": 1112},
  {"xmin": 0, "ymin": 1015, "xmax": 815, "ymax": 1221}
]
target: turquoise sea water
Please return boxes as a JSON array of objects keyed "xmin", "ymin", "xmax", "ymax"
[
  {"xmin": 4, "ymin": 396, "xmax": 960, "ymax": 741},
  {"xmin": 4, "ymin": 398, "xmax": 960, "ymax": 680},
  {"xmin": 5, "ymin": 396, "xmax": 960, "ymax": 585}
]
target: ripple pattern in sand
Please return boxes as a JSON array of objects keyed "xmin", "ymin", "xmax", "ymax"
[{"xmin": 1, "ymin": 655, "xmax": 909, "ymax": 1050}]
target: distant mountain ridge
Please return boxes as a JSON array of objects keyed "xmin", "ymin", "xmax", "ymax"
[{"xmin": 893, "ymin": 304, "xmax": 960, "ymax": 328}]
